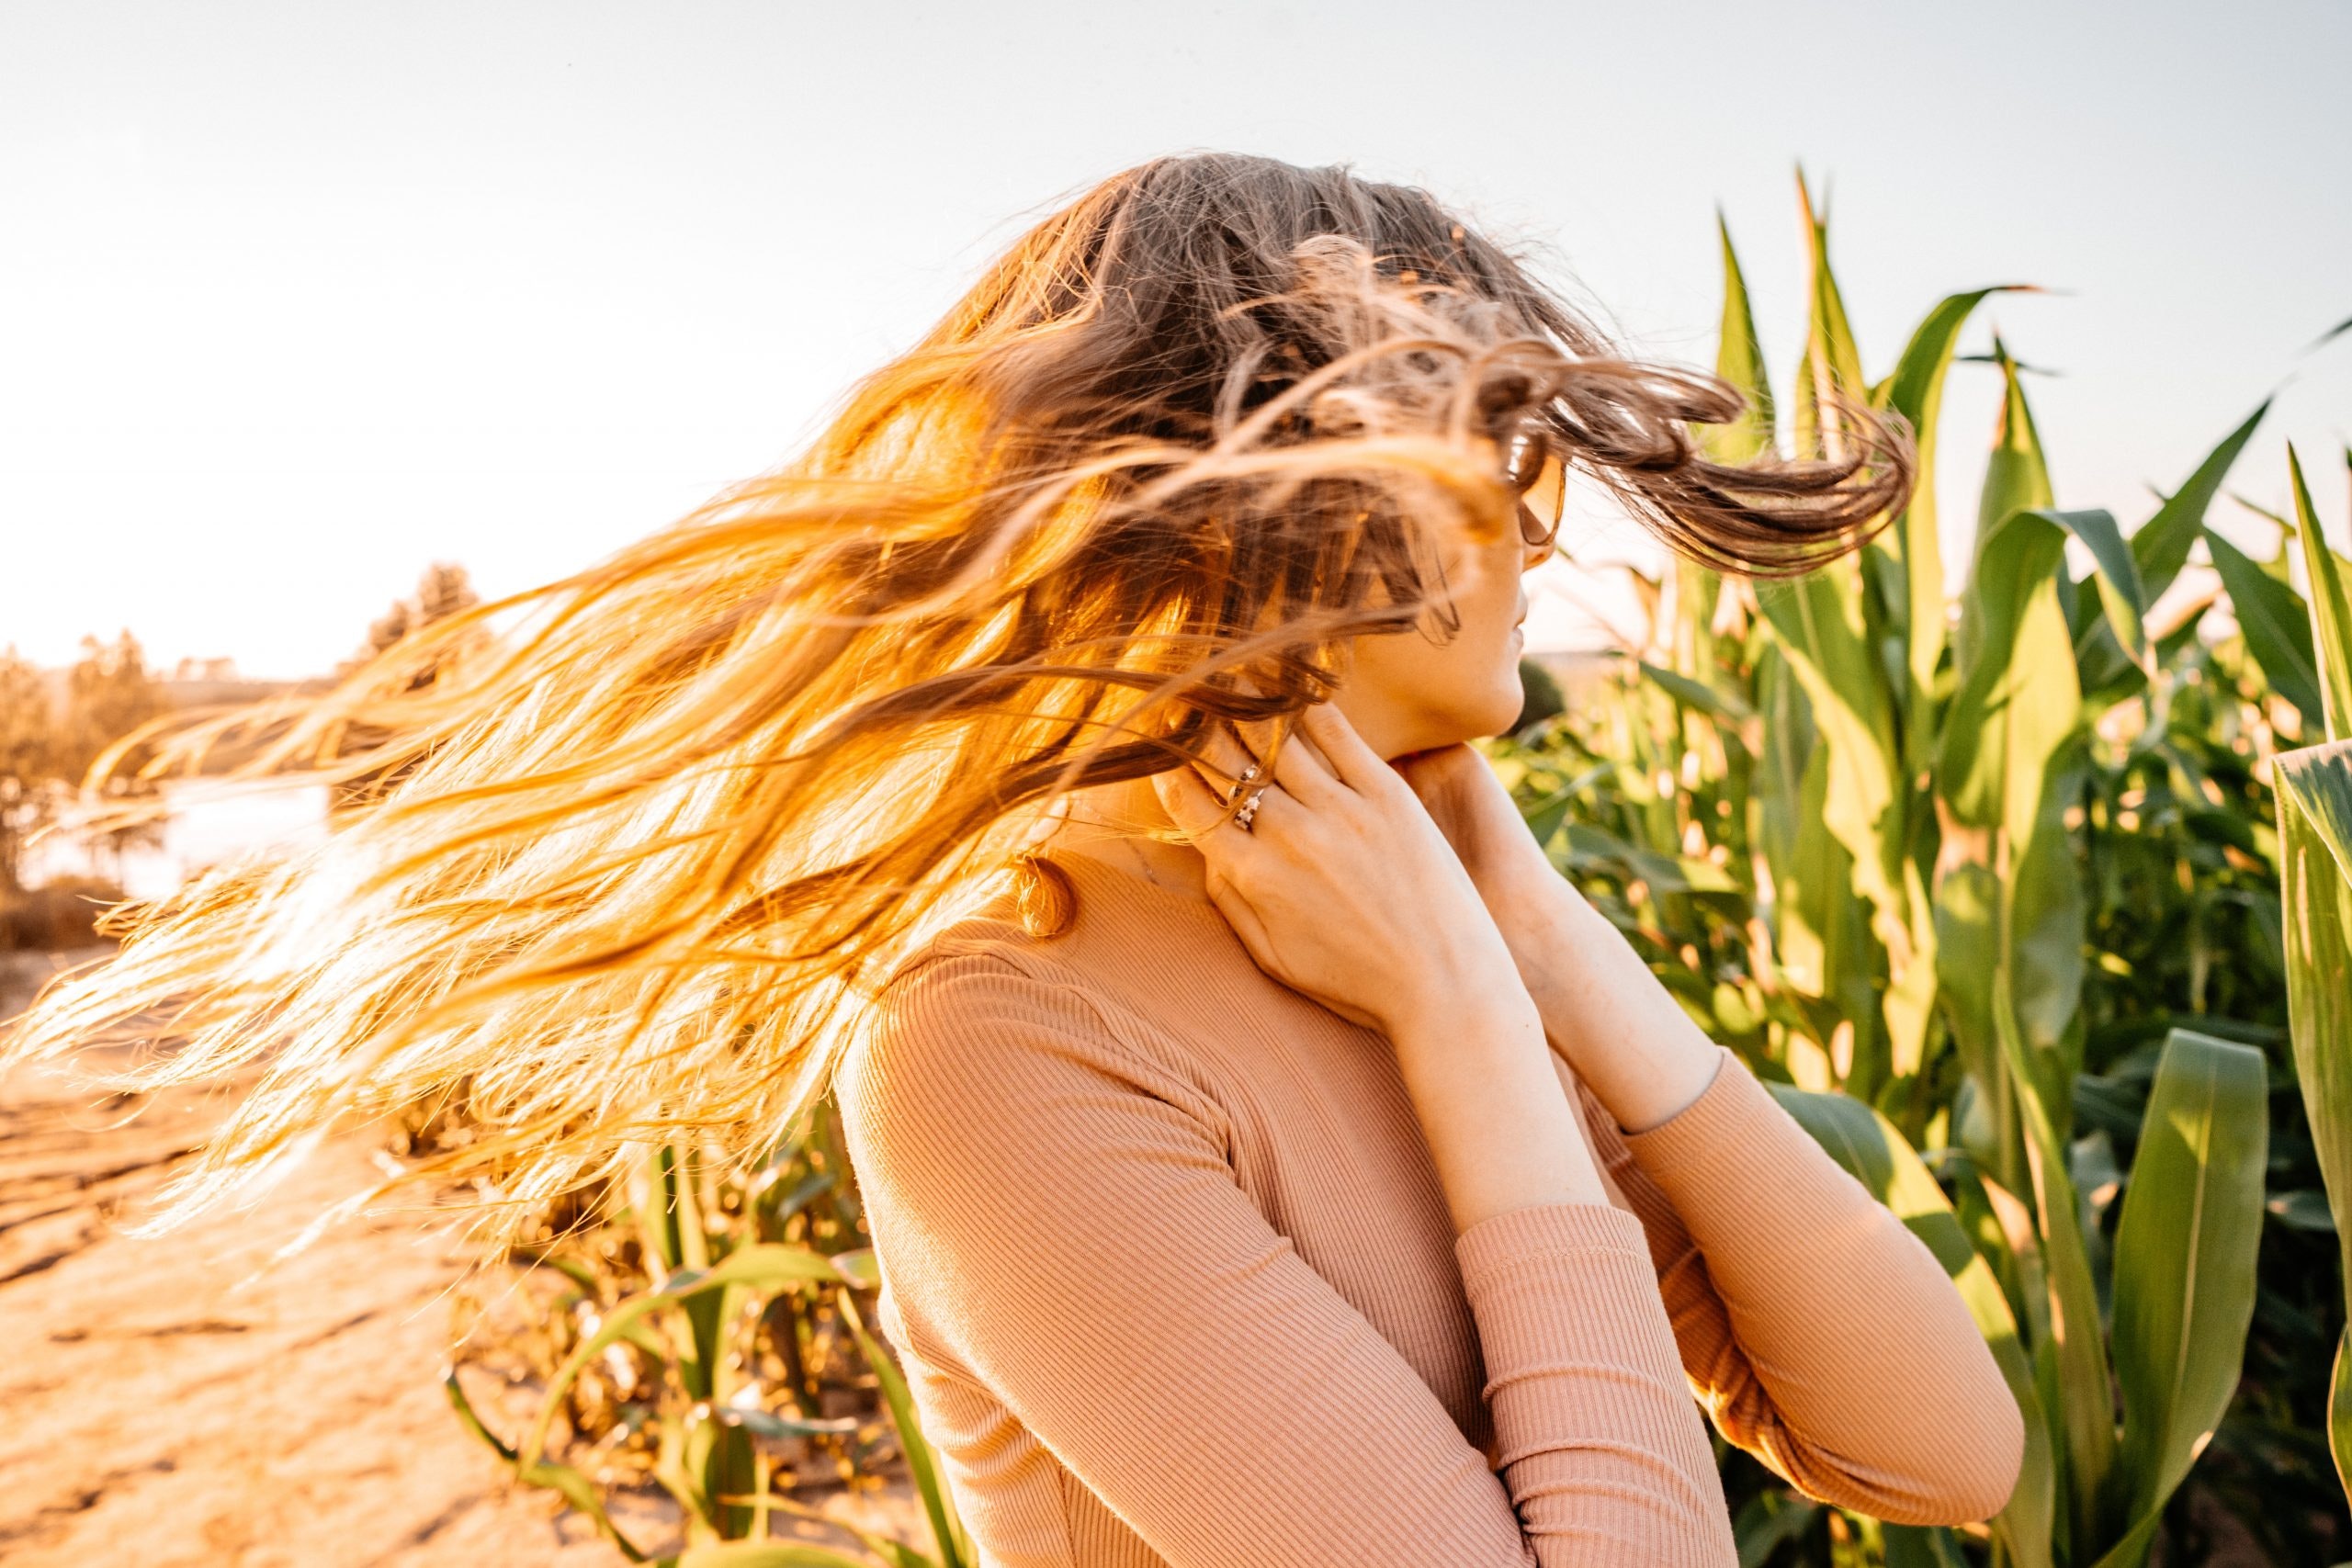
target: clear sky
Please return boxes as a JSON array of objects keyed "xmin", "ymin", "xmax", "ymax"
[{"xmin": 5, "ymin": 1, "xmax": 2347, "ymax": 679}]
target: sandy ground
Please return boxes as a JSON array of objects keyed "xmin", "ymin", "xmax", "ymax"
[{"xmin": 0, "ymin": 949, "xmax": 925, "ymax": 1567}]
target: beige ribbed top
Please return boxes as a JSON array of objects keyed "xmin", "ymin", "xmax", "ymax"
[{"xmin": 835, "ymin": 848, "xmax": 2023, "ymax": 1566}]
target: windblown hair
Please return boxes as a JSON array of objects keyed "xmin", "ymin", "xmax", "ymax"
[{"xmin": 2, "ymin": 152, "xmax": 1912, "ymax": 1253}]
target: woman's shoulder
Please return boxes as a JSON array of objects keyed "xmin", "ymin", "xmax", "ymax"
[
  {"xmin": 842, "ymin": 880, "xmax": 1229, "ymax": 1134},
  {"xmin": 867, "ymin": 850, "xmax": 1238, "ymax": 1032},
  {"xmin": 848, "ymin": 890, "xmax": 1121, "ymax": 1079},
  {"xmin": 866, "ymin": 874, "xmax": 1091, "ymax": 1026}
]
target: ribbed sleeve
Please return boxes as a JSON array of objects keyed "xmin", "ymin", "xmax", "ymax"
[
  {"xmin": 1591, "ymin": 1043, "xmax": 2025, "ymax": 1524},
  {"xmin": 1453, "ymin": 1201, "xmax": 1738, "ymax": 1562},
  {"xmin": 841, "ymin": 950, "xmax": 1747, "ymax": 1566}
]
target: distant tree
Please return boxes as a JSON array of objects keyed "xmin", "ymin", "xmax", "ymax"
[
  {"xmin": 0, "ymin": 647, "xmax": 59, "ymax": 895},
  {"xmin": 60, "ymin": 631, "xmax": 166, "ymax": 782},
  {"xmin": 359, "ymin": 598, "xmax": 412, "ymax": 669},
  {"xmin": 340, "ymin": 561, "xmax": 481, "ymax": 681},
  {"xmin": 333, "ymin": 562, "xmax": 482, "ymax": 811},
  {"xmin": 55, "ymin": 632, "xmax": 170, "ymax": 882},
  {"xmin": 413, "ymin": 560, "xmax": 480, "ymax": 627}
]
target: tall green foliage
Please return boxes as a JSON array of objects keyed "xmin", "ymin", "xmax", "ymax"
[
  {"xmin": 1497, "ymin": 175, "xmax": 2327, "ymax": 1565},
  {"xmin": 2272, "ymin": 445, "xmax": 2352, "ymax": 1515}
]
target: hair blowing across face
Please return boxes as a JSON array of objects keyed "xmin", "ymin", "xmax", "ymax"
[{"xmin": 3, "ymin": 152, "xmax": 1914, "ymax": 1252}]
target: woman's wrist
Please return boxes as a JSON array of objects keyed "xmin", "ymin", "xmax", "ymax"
[
  {"xmin": 1375, "ymin": 935, "xmax": 1530, "ymax": 1046},
  {"xmin": 1481, "ymin": 868, "xmax": 1725, "ymax": 1135},
  {"xmin": 1472, "ymin": 860, "xmax": 1592, "ymax": 1016},
  {"xmin": 1384, "ymin": 982, "xmax": 1612, "ymax": 1229}
]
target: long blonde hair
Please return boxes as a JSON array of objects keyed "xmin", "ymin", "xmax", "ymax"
[{"xmin": 3, "ymin": 152, "xmax": 1910, "ymax": 1253}]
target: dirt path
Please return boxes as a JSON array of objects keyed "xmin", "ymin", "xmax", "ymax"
[{"xmin": 0, "ymin": 950, "xmax": 923, "ymax": 1567}]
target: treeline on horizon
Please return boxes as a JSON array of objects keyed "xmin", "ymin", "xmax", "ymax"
[{"xmin": 0, "ymin": 560, "xmax": 476, "ymax": 947}]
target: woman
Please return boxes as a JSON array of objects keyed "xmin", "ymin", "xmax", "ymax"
[{"xmin": 7, "ymin": 153, "xmax": 2021, "ymax": 1562}]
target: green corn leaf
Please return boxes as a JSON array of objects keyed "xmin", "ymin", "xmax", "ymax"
[
  {"xmin": 1638, "ymin": 659, "xmax": 1758, "ymax": 724},
  {"xmin": 1767, "ymin": 1084, "xmax": 2053, "ymax": 1568},
  {"xmin": 520, "ymin": 1244, "xmax": 853, "ymax": 1471},
  {"xmin": 2335, "ymin": 1331, "xmax": 2352, "ymax": 1518},
  {"xmin": 2097, "ymin": 1030, "xmax": 2269, "ymax": 1564},
  {"xmin": 2132, "ymin": 401, "xmax": 2269, "ymax": 604},
  {"xmin": 829, "ymin": 1247, "xmax": 882, "ymax": 1288},
  {"xmin": 1788, "ymin": 181, "xmax": 1908, "ymax": 941},
  {"xmin": 2275, "ymin": 739, "xmax": 2352, "ymax": 1512},
  {"xmin": 1733, "ymin": 1490, "xmax": 1823, "ymax": 1565},
  {"xmin": 1936, "ymin": 494, "xmax": 2080, "ymax": 1034},
  {"xmin": 1872, "ymin": 284, "xmax": 2031, "ymax": 749},
  {"xmin": 2023, "ymin": 508, "xmax": 2148, "ymax": 671},
  {"xmin": 1991, "ymin": 964, "xmax": 2116, "ymax": 1564},
  {"xmin": 1939, "ymin": 358, "xmax": 2103, "ymax": 1077},
  {"xmin": 2231, "ymin": 491, "xmax": 2297, "ymax": 537},
  {"xmin": 1883, "ymin": 1524, "xmax": 1974, "ymax": 1568},
  {"xmin": 644, "ymin": 1142, "xmax": 689, "ymax": 1276},
  {"xmin": 2205, "ymin": 525, "xmax": 2324, "ymax": 730},
  {"xmin": 1792, "ymin": 170, "xmax": 1866, "ymax": 459},
  {"xmin": 1957, "ymin": 337, "xmax": 2055, "ymax": 670},
  {"xmin": 707, "ymin": 1407, "xmax": 862, "ymax": 1441},
  {"xmin": 444, "ymin": 1367, "xmax": 651, "ymax": 1562},
  {"xmin": 2290, "ymin": 445, "xmax": 2352, "ymax": 741},
  {"xmin": 2010, "ymin": 750, "xmax": 2091, "ymax": 1070},
  {"xmin": 1933, "ymin": 863, "xmax": 2008, "ymax": 1181},
  {"xmin": 1755, "ymin": 562, "xmax": 1913, "ymax": 1083},
  {"xmin": 1752, "ymin": 643, "xmax": 1812, "ymax": 899},
  {"xmin": 1676, "ymin": 213, "xmax": 1777, "ymax": 688},
  {"xmin": 1705, "ymin": 210, "xmax": 1775, "ymax": 465},
  {"xmin": 840, "ymin": 1290, "xmax": 974, "ymax": 1568}
]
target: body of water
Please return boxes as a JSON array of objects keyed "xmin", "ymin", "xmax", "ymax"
[{"xmin": 26, "ymin": 778, "xmax": 332, "ymax": 901}]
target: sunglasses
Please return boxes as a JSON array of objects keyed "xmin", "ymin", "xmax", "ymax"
[{"xmin": 1498, "ymin": 423, "xmax": 1567, "ymax": 551}]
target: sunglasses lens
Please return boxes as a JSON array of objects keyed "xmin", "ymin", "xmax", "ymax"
[
  {"xmin": 1501, "ymin": 429, "xmax": 1544, "ymax": 491},
  {"xmin": 1518, "ymin": 448, "xmax": 1566, "ymax": 547}
]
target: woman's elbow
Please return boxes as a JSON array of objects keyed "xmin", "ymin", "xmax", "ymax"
[
  {"xmin": 1871, "ymin": 1367, "xmax": 2028, "ymax": 1527},
  {"xmin": 1947, "ymin": 1382, "xmax": 2028, "ymax": 1525},
  {"xmin": 1781, "ymin": 1359, "xmax": 2027, "ymax": 1528}
]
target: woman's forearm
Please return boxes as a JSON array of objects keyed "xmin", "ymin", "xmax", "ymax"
[
  {"xmin": 1486, "ymin": 867, "xmax": 1722, "ymax": 1136},
  {"xmin": 1384, "ymin": 960, "xmax": 1615, "ymax": 1233}
]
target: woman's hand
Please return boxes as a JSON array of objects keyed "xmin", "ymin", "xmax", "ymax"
[
  {"xmin": 1149, "ymin": 702, "xmax": 1521, "ymax": 1041},
  {"xmin": 1155, "ymin": 701, "xmax": 1619, "ymax": 1228},
  {"xmin": 1385, "ymin": 741, "xmax": 1557, "ymax": 908},
  {"xmin": 1390, "ymin": 739, "xmax": 1727, "ymax": 1135}
]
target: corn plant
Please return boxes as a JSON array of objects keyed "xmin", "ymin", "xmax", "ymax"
[
  {"xmin": 1496, "ymin": 174, "xmax": 2333, "ymax": 1565},
  {"xmin": 2267, "ymin": 445, "xmax": 2352, "ymax": 1514},
  {"xmin": 438, "ymin": 1100, "xmax": 973, "ymax": 1568}
]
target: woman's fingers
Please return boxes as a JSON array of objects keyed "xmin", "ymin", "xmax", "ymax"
[
  {"xmin": 1193, "ymin": 719, "xmax": 1262, "ymax": 801},
  {"xmin": 1200, "ymin": 721, "xmax": 1305, "ymax": 838},
  {"xmin": 1295, "ymin": 700, "xmax": 1394, "ymax": 795},
  {"xmin": 1152, "ymin": 743, "xmax": 1263, "ymax": 857},
  {"xmin": 1261, "ymin": 713, "xmax": 1345, "ymax": 806}
]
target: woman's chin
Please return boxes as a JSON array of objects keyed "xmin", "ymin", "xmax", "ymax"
[{"xmin": 1410, "ymin": 687, "xmax": 1525, "ymax": 750}]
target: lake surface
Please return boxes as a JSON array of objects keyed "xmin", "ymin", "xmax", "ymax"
[{"xmin": 25, "ymin": 778, "xmax": 332, "ymax": 901}]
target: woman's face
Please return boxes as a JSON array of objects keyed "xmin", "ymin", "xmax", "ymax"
[{"xmin": 1335, "ymin": 491, "xmax": 1556, "ymax": 760}]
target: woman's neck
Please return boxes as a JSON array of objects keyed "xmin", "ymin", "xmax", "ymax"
[{"xmin": 1048, "ymin": 774, "xmax": 1214, "ymax": 903}]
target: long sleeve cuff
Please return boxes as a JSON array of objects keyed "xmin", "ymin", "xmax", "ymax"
[
  {"xmin": 1616, "ymin": 1043, "xmax": 1883, "ymax": 1273},
  {"xmin": 1453, "ymin": 1201, "xmax": 1737, "ymax": 1562}
]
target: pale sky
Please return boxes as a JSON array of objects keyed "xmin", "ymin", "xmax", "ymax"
[{"xmin": 4, "ymin": 1, "xmax": 2348, "ymax": 679}]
